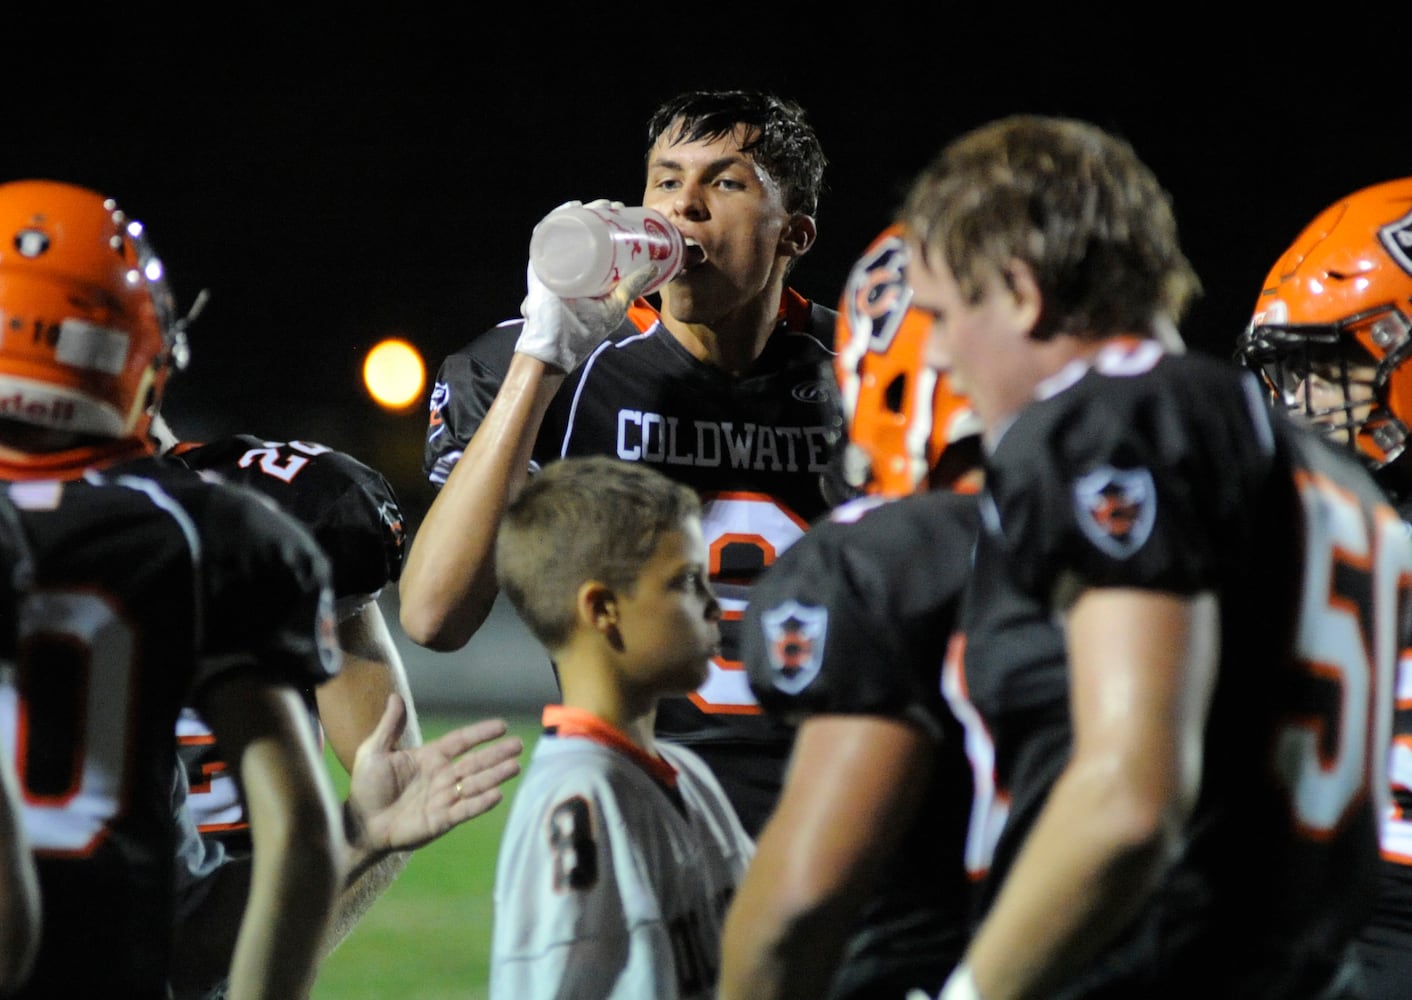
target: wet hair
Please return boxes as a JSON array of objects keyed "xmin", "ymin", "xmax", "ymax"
[
  {"xmin": 495, "ymin": 456, "xmax": 701, "ymax": 650},
  {"xmin": 901, "ymin": 114, "xmax": 1202, "ymax": 341},
  {"xmin": 645, "ymin": 89, "xmax": 828, "ymax": 218}
]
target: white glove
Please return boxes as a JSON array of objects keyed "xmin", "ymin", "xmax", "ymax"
[{"xmin": 514, "ymin": 199, "xmax": 660, "ymax": 374}]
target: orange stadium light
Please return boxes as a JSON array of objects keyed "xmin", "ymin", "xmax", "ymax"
[{"xmin": 363, "ymin": 338, "xmax": 426, "ymax": 411}]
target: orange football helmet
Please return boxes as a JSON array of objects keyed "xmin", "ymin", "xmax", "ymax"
[
  {"xmin": 833, "ymin": 224, "xmax": 981, "ymax": 497},
  {"xmin": 1237, "ymin": 177, "xmax": 1412, "ymax": 472},
  {"xmin": 0, "ymin": 179, "xmax": 188, "ymax": 442}
]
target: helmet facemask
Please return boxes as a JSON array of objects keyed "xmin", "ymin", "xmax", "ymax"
[
  {"xmin": 1238, "ymin": 305, "xmax": 1412, "ymax": 470},
  {"xmin": 1238, "ymin": 176, "xmax": 1412, "ymax": 485}
]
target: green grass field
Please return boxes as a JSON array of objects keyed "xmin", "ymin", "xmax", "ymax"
[{"xmin": 311, "ymin": 712, "xmax": 541, "ymax": 1000}]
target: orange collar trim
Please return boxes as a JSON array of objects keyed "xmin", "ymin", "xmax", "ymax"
[
  {"xmin": 776, "ymin": 287, "xmax": 811, "ymax": 330},
  {"xmin": 541, "ymin": 704, "xmax": 678, "ymax": 790},
  {"xmin": 0, "ymin": 437, "xmax": 155, "ymax": 481},
  {"xmin": 626, "ymin": 298, "xmax": 661, "ymax": 333}
]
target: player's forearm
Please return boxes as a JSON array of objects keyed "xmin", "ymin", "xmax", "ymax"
[
  {"xmin": 0, "ymin": 778, "xmax": 39, "ymax": 992},
  {"xmin": 719, "ymin": 892, "xmax": 852, "ymax": 1000},
  {"xmin": 0, "ymin": 858, "xmax": 39, "ymax": 994},
  {"xmin": 226, "ymin": 744, "xmax": 343, "ymax": 1000},
  {"xmin": 720, "ymin": 717, "xmax": 927, "ymax": 999},
  {"xmin": 399, "ymin": 356, "xmax": 562, "ymax": 650},
  {"xmin": 227, "ymin": 842, "xmax": 340, "ymax": 1000},
  {"xmin": 318, "ymin": 615, "xmax": 424, "ymax": 776},
  {"xmin": 719, "ymin": 827, "xmax": 874, "ymax": 1000},
  {"xmin": 339, "ymin": 795, "xmax": 407, "ymax": 888},
  {"xmin": 962, "ymin": 759, "xmax": 1175, "ymax": 1000},
  {"xmin": 321, "ymin": 851, "xmax": 408, "ymax": 960},
  {"xmin": 228, "ymin": 817, "xmax": 341, "ymax": 1000}
]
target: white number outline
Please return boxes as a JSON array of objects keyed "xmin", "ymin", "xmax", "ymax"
[
  {"xmin": 1283, "ymin": 469, "xmax": 1402, "ymax": 834},
  {"xmin": 236, "ymin": 440, "xmax": 331, "ymax": 484},
  {"xmin": 691, "ymin": 491, "xmax": 809, "ymax": 714},
  {"xmin": 0, "ymin": 589, "xmax": 135, "ymax": 857}
]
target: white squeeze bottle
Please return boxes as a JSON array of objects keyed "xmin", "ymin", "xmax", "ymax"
[{"xmin": 529, "ymin": 202, "xmax": 686, "ymax": 298}]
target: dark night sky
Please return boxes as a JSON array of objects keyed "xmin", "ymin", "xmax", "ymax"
[{"xmin": 5, "ymin": 15, "xmax": 1404, "ymax": 523}]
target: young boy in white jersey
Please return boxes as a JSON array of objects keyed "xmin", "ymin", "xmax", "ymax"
[{"xmin": 489, "ymin": 455, "xmax": 754, "ymax": 1000}]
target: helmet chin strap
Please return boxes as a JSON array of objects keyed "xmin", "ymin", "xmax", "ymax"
[
  {"xmin": 166, "ymin": 288, "xmax": 208, "ymax": 373},
  {"xmin": 147, "ymin": 411, "xmax": 179, "ymax": 454},
  {"xmin": 138, "ymin": 288, "xmax": 209, "ymax": 449}
]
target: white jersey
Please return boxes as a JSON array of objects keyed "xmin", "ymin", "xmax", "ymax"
[{"xmin": 490, "ymin": 715, "xmax": 754, "ymax": 1000}]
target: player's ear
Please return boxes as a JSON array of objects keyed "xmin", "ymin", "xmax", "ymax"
[
  {"xmin": 778, "ymin": 213, "xmax": 816, "ymax": 260},
  {"xmin": 1001, "ymin": 258, "xmax": 1043, "ymax": 337},
  {"xmin": 576, "ymin": 580, "xmax": 619, "ymax": 633}
]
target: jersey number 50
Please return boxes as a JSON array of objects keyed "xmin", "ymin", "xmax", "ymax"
[{"xmin": 1284, "ymin": 469, "xmax": 1406, "ymax": 835}]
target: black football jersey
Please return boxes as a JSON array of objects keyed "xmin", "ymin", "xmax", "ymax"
[
  {"xmin": 161, "ymin": 435, "xmax": 406, "ymax": 841},
  {"xmin": 0, "ymin": 465, "xmax": 337, "ymax": 998},
  {"xmin": 742, "ymin": 489, "xmax": 978, "ymax": 997},
  {"xmin": 170, "ymin": 434, "xmax": 406, "ymax": 603},
  {"xmin": 426, "ymin": 291, "xmax": 839, "ymax": 835},
  {"xmin": 955, "ymin": 339, "xmax": 1396, "ymax": 997},
  {"xmin": 1358, "ymin": 493, "xmax": 1412, "ymax": 997}
]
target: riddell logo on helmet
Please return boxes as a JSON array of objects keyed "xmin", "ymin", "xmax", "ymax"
[
  {"xmin": 0, "ymin": 376, "xmax": 124, "ymax": 437},
  {"xmin": 0, "ymin": 391, "xmax": 77, "ymax": 424}
]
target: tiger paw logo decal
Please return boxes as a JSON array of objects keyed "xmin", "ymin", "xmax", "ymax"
[
  {"xmin": 1380, "ymin": 208, "xmax": 1412, "ymax": 278},
  {"xmin": 1073, "ymin": 465, "xmax": 1156, "ymax": 559},
  {"xmin": 759, "ymin": 599, "xmax": 827, "ymax": 694}
]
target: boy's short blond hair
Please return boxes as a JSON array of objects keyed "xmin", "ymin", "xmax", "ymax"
[{"xmin": 495, "ymin": 456, "xmax": 702, "ymax": 650}]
